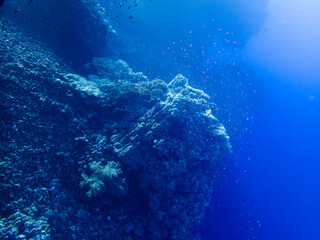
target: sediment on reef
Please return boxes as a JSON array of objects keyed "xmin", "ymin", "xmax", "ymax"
[{"xmin": 0, "ymin": 17, "xmax": 230, "ymax": 240}]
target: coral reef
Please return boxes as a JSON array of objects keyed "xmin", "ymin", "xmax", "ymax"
[
  {"xmin": 80, "ymin": 161, "xmax": 125, "ymax": 198},
  {"xmin": 0, "ymin": 0, "xmax": 116, "ymax": 67},
  {"xmin": 0, "ymin": 18, "xmax": 230, "ymax": 240},
  {"xmin": 0, "ymin": 212, "xmax": 50, "ymax": 240}
]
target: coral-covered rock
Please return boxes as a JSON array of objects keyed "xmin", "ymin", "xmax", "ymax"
[
  {"xmin": 85, "ymin": 57, "xmax": 148, "ymax": 83},
  {"xmin": 0, "ymin": 0, "xmax": 116, "ymax": 67},
  {"xmin": 110, "ymin": 74, "xmax": 230, "ymax": 239},
  {"xmin": 0, "ymin": 19, "xmax": 230, "ymax": 240}
]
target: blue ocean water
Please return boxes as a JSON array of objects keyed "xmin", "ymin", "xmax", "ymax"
[{"xmin": 1, "ymin": 0, "xmax": 319, "ymax": 239}]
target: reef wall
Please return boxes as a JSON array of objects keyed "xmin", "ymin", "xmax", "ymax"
[
  {"xmin": 0, "ymin": 0, "xmax": 116, "ymax": 68},
  {"xmin": 0, "ymin": 9, "xmax": 230, "ymax": 240}
]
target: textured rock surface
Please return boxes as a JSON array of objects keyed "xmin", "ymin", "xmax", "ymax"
[
  {"xmin": 0, "ymin": 19, "xmax": 230, "ymax": 240},
  {"xmin": 0, "ymin": 0, "xmax": 116, "ymax": 67}
]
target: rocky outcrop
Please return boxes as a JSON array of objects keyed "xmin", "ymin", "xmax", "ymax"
[
  {"xmin": 0, "ymin": 0, "xmax": 116, "ymax": 68},
  {"xmin": 0, "ymin": 19, "xmax": 230, "ymax": 239}
]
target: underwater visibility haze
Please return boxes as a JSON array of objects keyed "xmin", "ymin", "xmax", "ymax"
[{"xmin": 0, "ymin": 0, "xmax": 319, "ymax": 239}]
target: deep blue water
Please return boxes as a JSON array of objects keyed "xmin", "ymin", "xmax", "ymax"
[{"xmin": 104, "ymin": 0, "xmax": 320, "ymax": 239}]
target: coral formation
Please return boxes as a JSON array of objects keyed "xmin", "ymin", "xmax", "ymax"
[
  {"xmin": 0, "ymin": 15, "xmax": 230, "ymax": 240},
  {"xmin": 0, "ymin": 212, "xmax": 50, "ymax": 240},
  {"xmin": 0, "ymin": 0, "xmax": 116, "ymax": 67},
  {"xmin": 80, "ymin": 161, "xmax": 125, "ymax": 198}
]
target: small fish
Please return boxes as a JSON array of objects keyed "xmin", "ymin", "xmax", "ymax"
[{"xmin": 128, "ymin": 15, "xmax": 132, "ymax": 19}]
